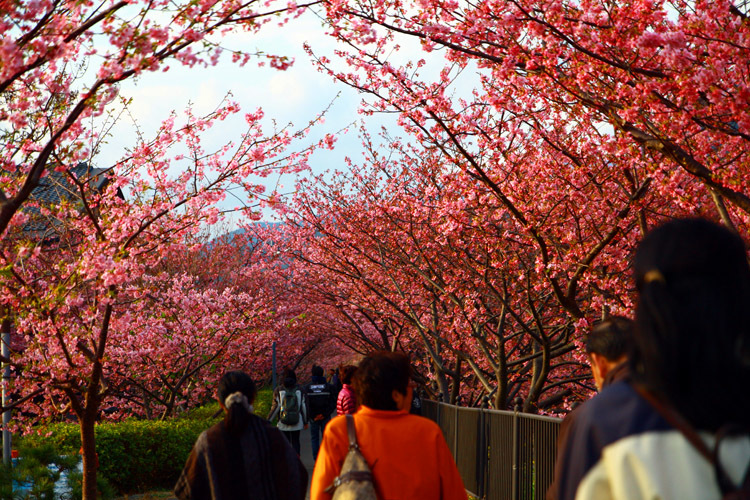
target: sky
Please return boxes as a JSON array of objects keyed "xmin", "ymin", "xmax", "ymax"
[
  {"xmin": 90, "ymin": 6, "xmax": 481, "ymax": 227},
  {"xmin": 93, "ymin": 9, "xmax": 399, "ymax": 224}
]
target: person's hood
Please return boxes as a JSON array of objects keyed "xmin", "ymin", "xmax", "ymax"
[{"xmin": 311, "ymin": 375, "xmax": 327, "ymax": 384}]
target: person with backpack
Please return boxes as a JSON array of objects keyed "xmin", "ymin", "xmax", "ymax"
[
  {"xmin": 268, "ymin": 367, "xmax": 307, "ymax": 455},
  {"xmin": 174, "ymin": 371, "xmax": 307, "ymax": 500},
  {"xmin": 304, "ymin": 365, "xmax": 337, "ymax": 461},
  {"xmin": 310, "ymin": 351, "xmax": 467, "ymax": 500},
  {"xmin": 555, "ymin": 218, "xmax": 750, "ymax": 500}
]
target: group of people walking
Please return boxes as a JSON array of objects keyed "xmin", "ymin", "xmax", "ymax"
[
  {"xmin": 173, "ymin": 217, "xmax": 750, "ymax": 500},
  {"xmin": 174, "ymin": 352, "xmax": 463, "ymax": 500},
  {"xmin": 266, "ymin": 363, "xmax": 357, "ymax": 460}
]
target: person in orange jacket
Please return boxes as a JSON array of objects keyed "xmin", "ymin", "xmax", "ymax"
[{"xmin": 310, "ymin": 351, "xmax": 467, "ymax": 500}]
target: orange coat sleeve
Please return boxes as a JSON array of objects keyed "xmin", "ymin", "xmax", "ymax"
[
  {"xmin": 435, "ymin": 431, "xmax": 468, "ymax": 500},
  {"xmin": 310, "ymin": 416, "xmax": 348, "ymax": 500}
]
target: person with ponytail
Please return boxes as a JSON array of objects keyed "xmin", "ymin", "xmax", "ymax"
[
  {"xmin": 174, "ymin": 370, "xmax": 307, "ymax": 500},
  {"xmin": 555, "ymin": 218, "xmax": 750, "ymax": 500}
]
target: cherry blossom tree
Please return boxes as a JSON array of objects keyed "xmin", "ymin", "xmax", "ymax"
[
  {"xmin": 0, "ymin": 0, "xmax": 323, "ymax": 239},
  {"xmin": 281, "ymin": 136, "xmax": 609, "ymax": 409},
  {"xmin": 104, "ymin": 272, "xmax": 267, "ymax": 420},
  {"xmin": 317, "ymin": 0, "xmax": 750, "ymax": 225},
  {"xmin": 264, "ymin": 0, "xmax": 750, "ymax": 410},
  {"xmin": 0, "ymin": 96, "xmax": 327, "ymax": 496}
]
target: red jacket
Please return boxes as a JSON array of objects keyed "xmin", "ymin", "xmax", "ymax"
[{"xmin": 336, "ymin": 383, "xmax": 356, "ymax": 415}]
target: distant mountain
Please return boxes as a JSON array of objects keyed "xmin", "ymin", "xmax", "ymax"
[{"xmin": 208, "ymin": 221, "xmax": 284, "ymax": 248}]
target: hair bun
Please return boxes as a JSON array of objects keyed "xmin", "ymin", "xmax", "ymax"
[{"xmin": 224, "ymin": 391, "xmax": 252, "ymax": 412}]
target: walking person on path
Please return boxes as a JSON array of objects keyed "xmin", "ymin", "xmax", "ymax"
[
  {"xmin": 335, "ymin": 364, "xmax": 357, "ymax": 415},
  {"xmin": 304, "ymin": 364, "xmax": 336, "ymax": 461},
  {"xmin": 268, "ymin": 367, "xmax": 307, "ymax": 455},
  {"xmin": 174, "ymin": 370, "xmax": 307, "ymax": 500},
  {"xmin": 546, "ymin": 316, "xmax": 633, "ymax": 500},
  {"xmin": 327, "ymin": 367, "xmax": 342, "ymax": 400},
  {"xmin": 312, "ymin": 351, "xmax": 467, "ymax": 500}
]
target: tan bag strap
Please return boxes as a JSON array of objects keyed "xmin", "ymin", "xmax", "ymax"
[
  {"xmin": 324, "ymin": 414, "xmax": 374, "ymax": 494},
  {"xmin": 346, "ymin": 414, "xmax": 359, "ymax": 449}
]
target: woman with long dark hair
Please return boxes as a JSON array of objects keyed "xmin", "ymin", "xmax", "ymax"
[
  {"xmin": 555, "ymin": 218, "xmax": 750, "ymax": 500},
  {"xmin": 174, "ymin": 370, "xmax": 307, "ymax": 500}
]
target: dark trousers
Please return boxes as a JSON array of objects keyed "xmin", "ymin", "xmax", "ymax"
[
  {"xmin": 282, "ymin": 429, "xmax": 301, "ymax": 455},
  {"xmin": 309, "ymin": 416, "xmax": 330, "ymax": 461}
]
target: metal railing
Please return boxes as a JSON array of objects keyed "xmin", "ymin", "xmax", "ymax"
[{"xmin": 422, "ymin": 400, "xmax": 561, "ymax": 500}]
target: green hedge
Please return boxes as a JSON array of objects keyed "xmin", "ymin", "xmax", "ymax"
[
  {"xmin": 18, "ymin": 387, "xmax": 273, "ymax": 495},
  {"xmin": 21, "ymin": 414, "xmax": 217, "ymax": 494}
]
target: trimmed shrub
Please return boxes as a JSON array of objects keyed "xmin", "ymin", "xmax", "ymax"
[
  {"xmin": 18, "ymin": 387, "xmax": 273, "ymax": 495},
  {"xmin": 97, "ymin": 418, "xmax": 215, "ymax": 493}
]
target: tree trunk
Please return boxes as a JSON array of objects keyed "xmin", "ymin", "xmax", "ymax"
[
  {"xmin": 434, "ymin": 364, "xmax": 450, "ymax": 402},
  {"xmin": 525, "ymin": 342, "xmax": 551, "ymax": 413},
  {"xmin": 80, "ymin": 413, "xmax": 98, "ymax": 500},
  {"xmin": 80, "ymin": 302, "xmax": 111, "ymax": 500},
  {"xmin": 494, "ymin": 337, "xmax": 508, "ymax": 409},
  {"xmin": 449, "ymin": 358, "xmax": 462, "ymax": 404}
]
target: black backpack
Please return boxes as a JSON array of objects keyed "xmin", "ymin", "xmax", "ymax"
[{"xmin": 279, "ymin": 389, "xmax": 300, "ymax": 425}]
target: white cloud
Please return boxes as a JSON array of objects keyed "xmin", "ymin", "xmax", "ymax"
[{"xmin": 269, "ymin": 71, "xmax": 309, "ymax": 108}]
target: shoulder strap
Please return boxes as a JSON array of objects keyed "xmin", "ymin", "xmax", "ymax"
[
  {"xmin": 713, "ymin": 425, "xmax": 750, "ymax": 494},
  {"xmin": 634, "ymin": 384, "xmax": 743, "ymax": 495},
  {"xmin": 634, "ymin": 385, "xmax": 712, "ymax": 459},
  {"xmin": 323, "ymin": 414, "xmax": 373, "ymax": 494},
  {"xmin": 346, "ymin": 413, "xmax": 359, "ymax": 449}
]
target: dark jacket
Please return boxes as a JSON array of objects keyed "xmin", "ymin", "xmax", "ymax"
[
  {"xmin": 304, "ymin": 375, "xmax": 336, "ymax": 420},
  {"xmin": 174, "ymin": 412, "xmax": 307, "ymax": 500},
  {"xmin": 546, "ymin": 362, "xmax": 629, "ymax": 500}
]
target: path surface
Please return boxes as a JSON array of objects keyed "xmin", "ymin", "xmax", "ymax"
[{"xmin": 300, "ymin": 425, "xmax": 316, "ymax": 500}]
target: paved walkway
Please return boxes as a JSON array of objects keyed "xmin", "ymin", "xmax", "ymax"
[{"xmin": 300, "ymin": 425, "xmax": 316, "ymax": 500}]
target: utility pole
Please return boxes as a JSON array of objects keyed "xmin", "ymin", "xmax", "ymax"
[
  {"xmin": 271, "ymin": 341, "xmax": 277, "ymax": 389},
  {"xmin": 2, "ymin": 317, "xmax": 11, "ymax": 466}
]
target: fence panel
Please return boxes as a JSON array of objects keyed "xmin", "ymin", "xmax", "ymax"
[
  {"xmin": 422, "ymin": 400, "xmax": 561, "ymax": 500},
  {"xmin": 518, "ymin": 414, "xmax": 560, "ymax": 500},
  {"xmin": 438, "ymin": 404, "xmax": 458, "ymax": 457},
  {"xmin": 485, "ymin": 410, "xmax": 516, "ymax": 500},
  {"xmin": 422, "ymin": 398, "xmax": 439, "ymax": 423},
  {"xmin": 455, "ymin": 408, "xmax": 482, "ymax": 498}
]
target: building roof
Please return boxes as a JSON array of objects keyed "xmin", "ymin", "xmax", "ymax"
[
  {"xmin": 31, "ymin": 162, "xmax": 111, "ymax": 205},
  {"xmin": 22, "ymin": 162, "xmax": 118, "ymax": 240}
]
